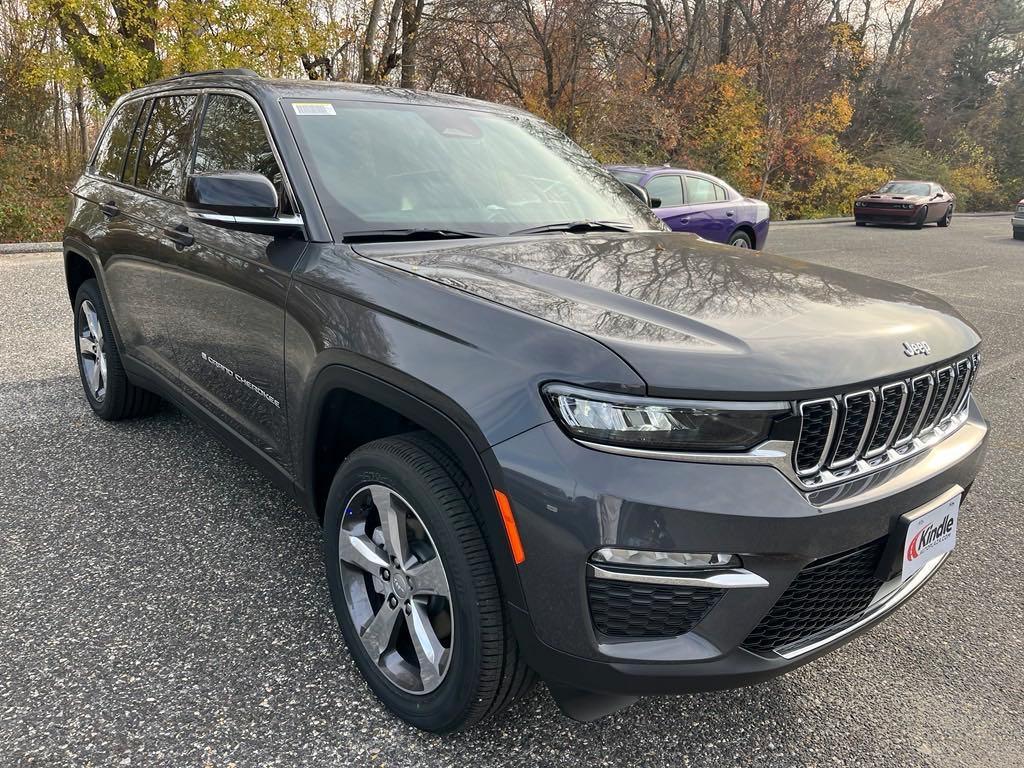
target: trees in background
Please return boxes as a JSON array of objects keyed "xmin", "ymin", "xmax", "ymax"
[{"xmin": 1, "ymin": 0, "xmax": 1022, "ymax": 240}]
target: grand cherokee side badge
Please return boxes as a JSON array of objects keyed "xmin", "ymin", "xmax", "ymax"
[{"xmin": 903, "ymin": 341, "xmax": 931, "ymax": 357}]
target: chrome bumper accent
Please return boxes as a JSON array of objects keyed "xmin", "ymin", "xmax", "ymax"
[
  {"xmin": 774, "ymin": 551, "xmax": 949, "ymax": 660},
  {"xmin": 587, "ymin": 564, "xmax": 769, "ymax": 589}
]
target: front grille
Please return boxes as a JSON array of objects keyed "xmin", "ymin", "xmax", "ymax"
[
  {"xmin": 742, "ymin": 539, "xmax": 886, "ymax": 654},
  {"xmin": 793, "ymin": 354, "xmax": 976, "ymax": 480},
  {"xmin": 587, "ymin": 578, "xmax": 724, "ymax": 638}
]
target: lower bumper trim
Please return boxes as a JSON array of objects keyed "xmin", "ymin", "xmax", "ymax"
[{"xmin": 774, "ymin": 551, "xmax": 948, "ymax": 659}]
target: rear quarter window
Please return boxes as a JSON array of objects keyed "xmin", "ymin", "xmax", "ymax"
[{"xmin": 92, "ymin": 101, "xmax": 143, "ymax": 181}]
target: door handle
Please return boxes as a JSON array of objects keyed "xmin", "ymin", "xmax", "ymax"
[
  {"xmin": 678, "ymin": 218, "xmax": 690, "ymax": 225},
  {"xmin": 99, "ymin": 201, "xmax": 120, "ymax": 218},
  {"xmin": 163, "ymin": 224, "xmax": 194, "ymax": 249},
  {"xmin": 726, "ymin": 210, "xmax": 736, "ymax": 217}
]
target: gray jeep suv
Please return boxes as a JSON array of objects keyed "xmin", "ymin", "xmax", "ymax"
[{"xmin": 63, "ymin": 69, "xmax": 988, "ymax": 732}]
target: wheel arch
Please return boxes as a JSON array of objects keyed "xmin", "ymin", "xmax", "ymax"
[
  {"xmin": 730, "ymin": 223, "xmax": 757, "ymax": 246},
  {"xmin": 64, "ymin": 248, "xmax": 97, "ymax": 304},
  {"xmin": 301, "ymin": 364, "xmax": 529, "ymax": 607}
]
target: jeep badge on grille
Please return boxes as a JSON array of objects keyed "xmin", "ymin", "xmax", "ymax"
[{"xmin": 903, "ymin": 341, "xmax": 931, "ymax": 357}]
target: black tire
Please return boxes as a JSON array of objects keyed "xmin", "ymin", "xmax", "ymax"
[
  {"xmin": 855, "ymin": 221, "xmax": 867, "ymax": 227},
  {"xmin": 937, "ymin": 205, "xmax": 953, "ymax": 227},
  {"xmin": 323, "ymin": 433, "xmax": 534, "ymax": 732},
  {"xmin": 73, "ymin": 279, "xmax": 160, "ymax": 420},
  {"xmin": 914, "ymin": 205, "xmax": 928, "ymax": 229},
  {"xmin": 1015, "ymin": 230, "xmax": 1024, "ymax": 241},
  {"xmin": 728, "ymin": 230, "xmax": 753, "ymax": 248}
]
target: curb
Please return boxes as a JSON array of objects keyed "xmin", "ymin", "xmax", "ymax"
[
  {"xmin": 775, "ymin": 211, "xmax": 1013, "ymax": 226},
  {"xmin": 0, "ymin": 242, "xmax": 62, "ymax": 255}
]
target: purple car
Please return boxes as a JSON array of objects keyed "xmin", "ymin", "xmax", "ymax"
[{"xmin": 607, "ymin": 165, "xmax": 770, "ymax": 249}]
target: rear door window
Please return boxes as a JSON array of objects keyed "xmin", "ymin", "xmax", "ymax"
[
  {"xmin": 93, "ymin": 101, "xmax": 143, "ymax": 181},
  {"xmin": 121, "ymin": 99, "xmax": 152, "ymax": 185},
  {"xmin": 645, "ymin": 175, "xmax": 684, "ymax": 207},
  {"xmin": 685, "ymin": 176, "xmax": 718, "ymax": 205},
  {"xmin": 135, "ymin": 95, "xmax": 199, "ymax": 199}
]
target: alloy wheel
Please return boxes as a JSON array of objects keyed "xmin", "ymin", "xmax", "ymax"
[
  {"xmin": 338, "ymin": 483, "xmax": 453, "ymax": 694},
  {"xmin": 78, "ymin": 300, "xmax": 107, "ymax": 402}
]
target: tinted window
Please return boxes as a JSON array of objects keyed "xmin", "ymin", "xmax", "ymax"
[
  {"xmin": 122, "ymin": 100, "xmax": 151, "ymax": 185},
  {"xmin": 645, "ymin": 175, "xmax": 684, "ymax": 207},
  {"xmin": 136, "ymin": 95, "xmax": 198, "ymax": 198},
  {"xmin": 713, "ymin": 183, "xmax": 728, "ymax": 201},
  {"xmin": 193, "ymin": 95, "xmax": 281, "ymax": 184},
  {"xmin": 685, "ymin": 176, "xmax": 718, "ymax": 204},
  {"xmin": 93, "ymin": 101, "xmax": 142, "ymax": 181}
]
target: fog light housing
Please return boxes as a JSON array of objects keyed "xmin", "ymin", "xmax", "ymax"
[{"xmin": 591, "ymin": 548, "xmax": 740, "ymax": 569}]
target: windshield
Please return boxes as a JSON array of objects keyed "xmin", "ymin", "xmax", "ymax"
[
  {"xmin": 608, "ymin": 169, "xmax": 645, "ymax": 185},
  {"xmin": 878, "ymin": 181, "xmax": 932, "ymax": 196},
  {"xmin": 283, "ymin": 99, "xmax": 663, "ymax": 239}
]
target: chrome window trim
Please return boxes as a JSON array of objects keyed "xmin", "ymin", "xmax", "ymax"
[
  {"xmin": 795, "ymin": 398, "xmax": 838, "ymax": 477},
  {"xmin": 829, "ymin": 390, "xmax": 876, "ymax": 469},
  {"xmin": 863, "ymin": 381, "xmax": 907, "ymax": 458},
  {"xmin": 587, "ymin": 564, "xmax": 769, "ymax": 589}
]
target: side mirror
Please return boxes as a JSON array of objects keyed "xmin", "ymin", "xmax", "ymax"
[
  {"xmin": 185, "ymin": 171, "xmax": 303, "ymax": 232},
  {"xmin": 621, "ymin": 181, "xmax": 654, "ymax": 208}
]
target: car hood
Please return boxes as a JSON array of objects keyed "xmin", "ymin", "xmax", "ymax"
[
  {"xmin": 857, "ymin": 193, "xmax": 927, "ymax": 204},
  {"xmin": 357, "ymin": 232, "xmax": 980, "ymax": 398}
]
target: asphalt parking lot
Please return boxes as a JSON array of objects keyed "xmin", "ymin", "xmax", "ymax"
[{"xmin": 2, "ymin": 214, "xmax": 1022, "ymax": 767}]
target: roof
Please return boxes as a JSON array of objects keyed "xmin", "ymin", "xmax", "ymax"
[{"xmin": 125, "ymin": 70, "xmax": 529, "ymax": 117}]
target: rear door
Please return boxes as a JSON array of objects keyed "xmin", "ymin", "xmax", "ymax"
[
  {"xmin": 100, "ymin": 93, "xmax": 199, "ymax": 385},
  {"xmin": 680, "ymin": 175, "xmax": 733, "ymax": 243},
  {"xmin": 169, "ymin": 92, "xmax": 303, "ymax": 470}
]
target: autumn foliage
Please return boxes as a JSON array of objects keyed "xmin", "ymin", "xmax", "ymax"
[{"xmin": 1, "ymin": 0, "xmax": 1022, "ymax": 241}]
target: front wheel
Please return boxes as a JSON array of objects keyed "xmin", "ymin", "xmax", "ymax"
[
  {"xmin": 914, "ymin": 205, "xmax": 929, "ymax": 229},
  {"xmin": 323, "ymin": 433, "xmax": 533, "ymax": 732},
  {"xmin": 728, "ymin": 230, "xmax": 753, "ymax": 248},
  {"xmin": 937, "ymin": 205, "xmax": 953, "ymax": 227}
]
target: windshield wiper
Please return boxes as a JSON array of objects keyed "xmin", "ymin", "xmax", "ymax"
[
  {"xmin": 343, "ymin": 228, "xmax": 491, "ymax": 244},
  {"xmin": 510, "ymin": 220, "xmax": 635, "ymax": 236}
]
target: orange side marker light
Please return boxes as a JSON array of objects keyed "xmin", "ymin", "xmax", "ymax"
[{"xmin": 494, "ymin": 490, "xmax": 526, "ymax": 565}]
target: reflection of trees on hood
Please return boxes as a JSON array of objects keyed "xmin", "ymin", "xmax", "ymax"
[{"xmin": 391, "ymin": 233, "xmax": 933, "ymax": 346}]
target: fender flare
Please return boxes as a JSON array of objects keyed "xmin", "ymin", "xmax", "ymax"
[{"xmin": 300, "ymin": 362, "xmax": 530, "ymax": 612}]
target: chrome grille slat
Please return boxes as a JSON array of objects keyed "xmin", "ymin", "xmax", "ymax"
[
  {"xmin": 792, "ymin": 355, "xmax": 977, "ymax": 484},
  {"xmin": 863, "ymin": 382, "xmax": 907, "ymax": 457},
  {"xmin": 921, "ymin": 366, "xmax": 954, "ymax": 433},
  {"xmin": 829, "ymin": 391, "xmax": 875, "ymax": 469},
  {"xmin": 795, "ymin": 399, "xmax": 838, "ymax": 476},
  {"xmin": 894, "ymin": 373, "xmax": 934, "ymax": 446}
]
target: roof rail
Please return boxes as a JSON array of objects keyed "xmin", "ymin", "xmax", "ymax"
[{"xmin": 152, "ymin": 68, "xmax": 260, "ymax": 85}]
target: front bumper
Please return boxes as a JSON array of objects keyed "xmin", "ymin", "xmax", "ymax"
[
  {"xmin": 490, "ymin": 401, "xmax": 987, "ymax": 696},
  {"xmin": 855, "ymin": 207, "xmax": 919, "ymax": 223}
]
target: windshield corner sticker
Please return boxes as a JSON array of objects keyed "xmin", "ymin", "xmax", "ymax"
[
  {"xmin": 292, "ymin": 102, "xmax": 336, "ymax": 116},
  {"xmin": 201, "ymin": 352, "xmax": 280, "ymax": 409},
  {"xmin": 902, "ymin": 495, "xmax": 958, "ymax": 581}
]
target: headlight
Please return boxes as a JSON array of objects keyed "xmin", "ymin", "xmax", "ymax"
[
  {"xmin": 855, "ymin": 201, "xmax": 864, "ymax": 207},
  {"xmin": 542, "ymin": 384, "xmax": 789, "ymax": 452}
]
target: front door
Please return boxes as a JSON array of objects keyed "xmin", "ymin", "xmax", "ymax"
[{"xmin": 169, "ymin": 92, "xmax": 304, "ymax": 471}]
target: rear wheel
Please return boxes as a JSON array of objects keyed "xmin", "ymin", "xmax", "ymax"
[
  {"xmin": 1015, "ymin": 230, "xmax": 1024, "ymax": 241},
  {"xmin": 728, "ymin": 230, "xmax": 753, "ymax": 248},
  {"xmin": 323, "ymin": 433, "xmax": 533, "ymax": 732},
  {"xmin": 937, "ymin": 205, "xmax": 953, "ymax": 227},
  {"xmin": 74, "ymin": 279, "xmax": 160, "ymax": 420}
]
